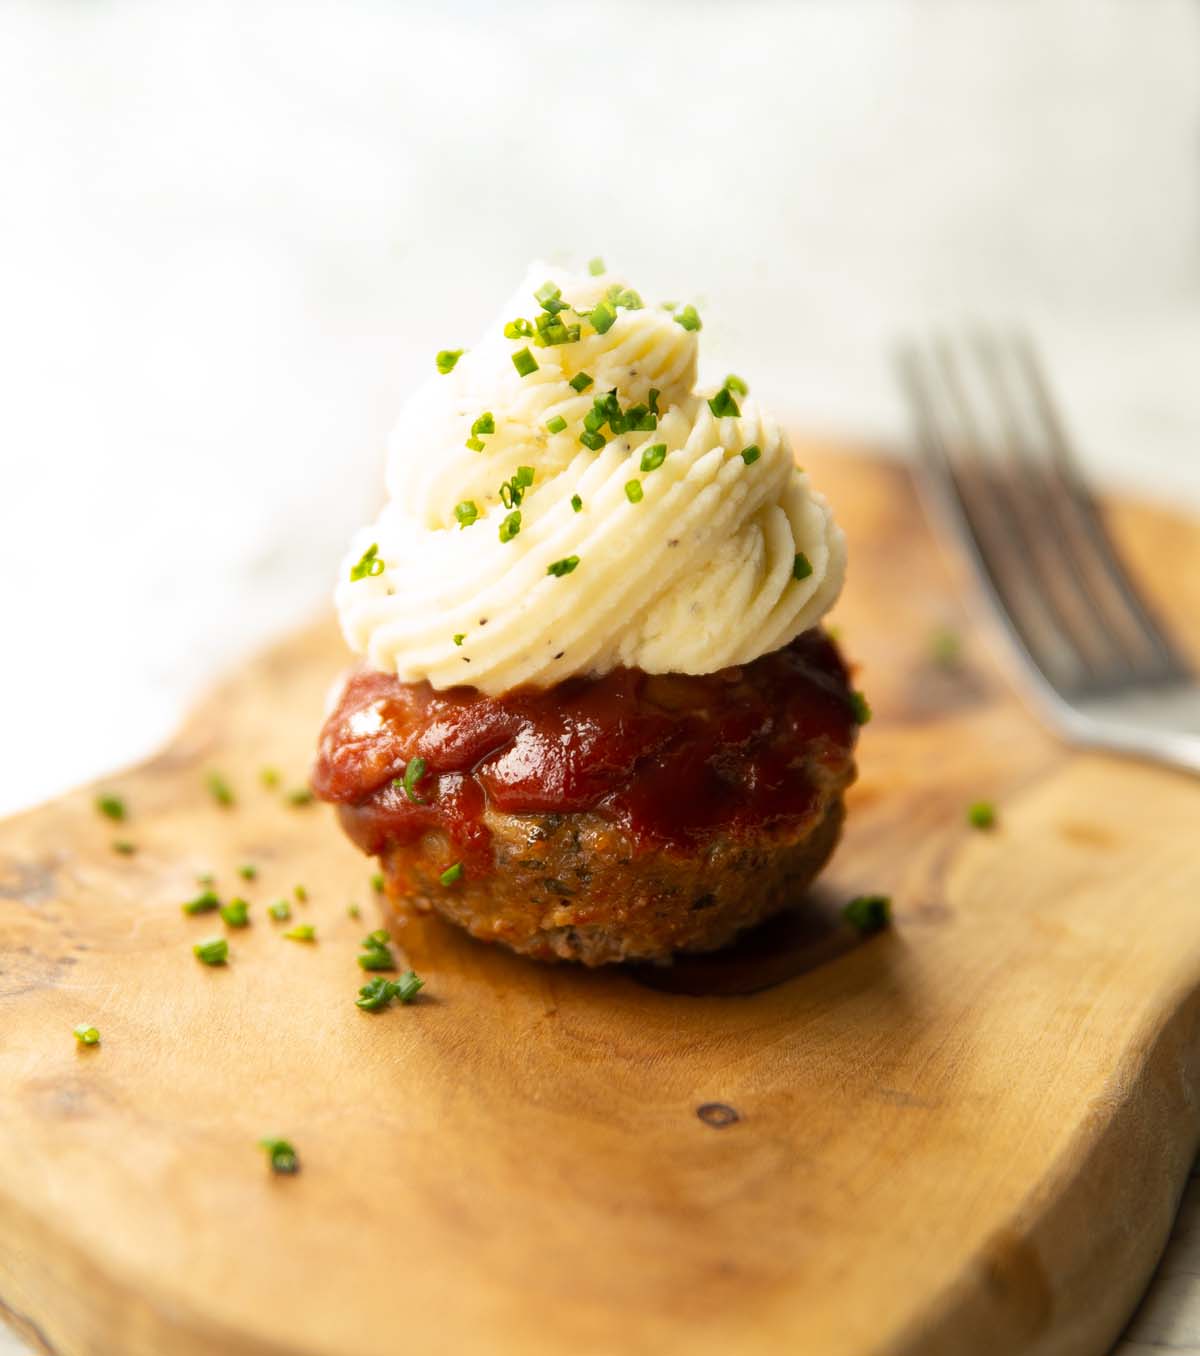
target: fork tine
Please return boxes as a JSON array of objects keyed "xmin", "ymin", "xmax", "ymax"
[
  {"xmin": 968, "ymin": 332, "xmax": 1139, "ymax": 687},
  {"xmin": 931, "ymin": 336, "xmax": 1105, "ymax": 693},
  {"xmin": 1011, "ymin": 334, "xmax": 1188, "ymax": 684},
  {"xmin": 895, "ymin": 341, "xmax": 1088, "ymax": 699}
]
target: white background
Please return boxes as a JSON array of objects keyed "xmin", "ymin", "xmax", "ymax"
[{"xmin": 0, "ymin": 5, "xmax": 1199, "ymax": 1350}]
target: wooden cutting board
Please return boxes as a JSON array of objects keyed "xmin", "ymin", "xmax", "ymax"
[{"xmin": 3, "ymin": 446, "xmax": 1200, "ymax": 1356}]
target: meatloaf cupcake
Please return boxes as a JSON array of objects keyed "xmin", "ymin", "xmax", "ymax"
[{"xmin": 313, "ymin": 263, "xmax": 860, "ymax": 965}]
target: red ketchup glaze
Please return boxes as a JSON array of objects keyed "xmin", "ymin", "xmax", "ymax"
[{"xmin": 312, "ymin": 630, "xmax": 857, "ymax": 871}]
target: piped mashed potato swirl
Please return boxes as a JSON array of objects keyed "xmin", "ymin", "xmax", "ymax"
[{"xmin": 336, "ymin": 264, "xmax": 846, "ymax": 695}]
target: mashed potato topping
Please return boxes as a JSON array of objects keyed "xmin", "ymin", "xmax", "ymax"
[{"xmin": 336, "ymin": 262, "xmax": 846, "ymax": 694}]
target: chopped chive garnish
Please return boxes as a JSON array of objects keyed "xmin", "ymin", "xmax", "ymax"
[
  {"xmin": 535, "ymin": 310, "xmax": 565, "ymax": 336},
  {"xmin": 499, "ymin": 510, "xmax": 521, "ymax": 543},
  {"xmin": 674, "ymin": 304, "xmax": 702, "ymax": 332},
  {"xmin": 545, "ymin": 415, "xmax": 567, "ymax": 434},
  {"xmin": 628, "ymin": 408, "xmax": 657, "ymax": 432},
  {"xmin": 206, "ymin": 772, "xmax": 234, "ymax": 807},
  {"xmin": 260, "ymin": 767, "xmax": 280, "ymax": 789},
  {"xmin": 842, "ymin": 894, "xmax": 892, "ymax": 934},
  {"xmin": 497, "ymin": 468, "xmax": 534, "ymax": 510},
  {"xmin": 534, "ymin": 312, "xmax": 576, "ymax": 344},
  {"xmin": 471, "ymin": 412, "xmax": 495, "ymax": 437},
  {"xmin": 439, "ymin": 861, "xmax": 464, "ymax": 885},
  {"xmin": 569, "ymin": 372, "xmax": 594, "ymax": 393},
  {"xmin": 193, "ymin": 936, "xmax": 229, "ymax": 966},
  {"xmin": 547, "ymin": 556, "xmax": 580, "ymax": 577},
  {"xmin": 358, "ymin": 950, "xmax": 395, "ymax": 972},
  {"xmin": 504, "ymin": 318, "xmax": 533, "ymax": 339},
  {"xmin": 571, "ymin": 494, "xmax": 583, "ymax": 512},
  {"xmin": 238, "ymin": 864, "xmax": 257, "ymax": 881},
  {"xmin": 708, "ymin": 388, "xmax": 740, "ymax": 419},
  {"xmin": 741, "ymin": 444, "xmax": 761, "ymax": 465},
  {"xmin": 512, "ymin": 347, "xmax": 538, "ymax": 377},
  {"xmin": 579, "ymin": 430, "xmax": 605, "ymax": 452},
  {"xmin": 371, "ymin": 873, "xmax": 384, "ymax": 892},
  {"xmin": 724, "ymin": 374, "xmax": 749, "ymax": 396},
  {"xmin": 268, "ymin": 899, "xmax": 291, "ymax": 922},
  {"xmin": 220, "ymin": 897, "xmax": 250, "ymax": 928},
  {"xmin": 183, "ymin": 889, "xmax": 220, "ymax": 916},
  {"xmin": 587, "ymin": 256, "xmax": 606, "ymax": 275},
  {"xmin": 466, "ymin": 436, "xmax": 485, "ymax": 452},
  {"xmin": 534, "ymin": 280, "xmax": 563, "ymax": 310},
  {"xmin": 286, "ymin": 787, "xmax": 314, "ymax": 807},
  {"xmin": 648, "ymin": 388, "xmax": 660, "ymax": 413},
  {"xmin": 453, "ymin": 633, "xmax": 466, "ymax": 646},
  {"xmin": 583, "ymin": 404, "xmax": 606, "ymax": 434},
  {"xmin": 930, "ymin": 627, "xmax": 962, "ymax": 668},
  {"xmin": 95, "ymin": 793, "xmax": 126, "ymax": 822},
  {"xmin": 640, "ymin": 443, "xmax": 667, "ymax": 473},
  {"xmin": 625, "ymin": 480, "xmax": 644, "ymax": 504},
  {"xmin": 436, "ymin": 349, "xmax": 463, "ymax": 374},
  {"xmin": 967, "ymin": 801, "xmax": 997, "ymax": 830},
  {"xmin": 283, "ymin": 924, "xmax": 316, "ymax": 943},
  {"xmin": 394, "ymin": 970, "xmax": 424, "ymax": 1004},
  {"xmin": 455, "ymin": 500, "xmax": 479, "ymax": 528},
  {"xmin": 605, "ymin": 284, "xmax": 643, "ymax": 310},
  {"xmin": 588, "ymin": 300, "xmax": 617, "ymax": 334},
  {"xmin": 259, "ymin": 1138, "xmax": 299, "ymax": 1175},
  {"xmin": 355, "ymin": 976, "xmax": 395, "ymax": 1012},
  {"xmin": 355, "ymin": 971, "xmax": 423, "ymax": 1009},
  {"xmin": 348, "ymin": 903, "xmax": 361, "ymax": 918},
  {"xmin": 401, "ymin": 757, "xmax": 427, "ymax": 803},
  {"xmin": 849, "ymin": 691, "xmax": 872, "ymax": 725},
  {"xmin": 196, "ymin": 872, "xmax": 215, "ymax": 886},
  {"xmin": 349, "ymin": 542, "xmax": 385, "ymax": 582},
  {"xmin": 112, "ymin": 840, "xmax": 136, "ymax": 855},
  {"xmin": 293, "ymin": 884, "xmax": 308, "ymax": 902},
  {"xmin": 793, "ymin": 552, "xmax": 813, "ymax": 580},
  {"xmin": 358, "ymin": 930, "xmax": 396, "ymax": 971},
  {"xmin": 73, "ymin": 1024, "xmax": 100, "ymax": 1046}
]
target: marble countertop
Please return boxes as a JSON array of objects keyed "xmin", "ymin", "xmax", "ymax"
[{"xmin": 1, "ymin": 1, "xmax": 1197, "ymax": 1351}]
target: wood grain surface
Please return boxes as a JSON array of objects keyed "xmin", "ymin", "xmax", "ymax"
[{"xmin": 2, "ymin": 445, "xmax": 1199, "ymax": 1356}]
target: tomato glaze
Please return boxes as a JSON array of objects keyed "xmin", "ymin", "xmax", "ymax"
[{"xmin": 312, "ymin": 630, "xmax": 857, "ymax": 870}]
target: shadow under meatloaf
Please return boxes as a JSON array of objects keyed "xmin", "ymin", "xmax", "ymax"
[
  {"xmin": 316, "ymin": 628, "xmax": 861, "ymax": 966},
  {"xmin": 378, "ymin": 794, "xmax": 849, "ymax": 966}
]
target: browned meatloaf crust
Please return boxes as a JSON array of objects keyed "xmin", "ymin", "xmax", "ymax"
[
  {"xmin": 313, "ymin": 628, "xmax": 860, "ymax": 965},
  {"xmin": 377, "ymin": 797, "xmax": 847, "ymax": 965}
]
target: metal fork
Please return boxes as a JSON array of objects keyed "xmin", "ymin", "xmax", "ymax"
[{"xmin": 895, "ymin": 332, "xmax": 1200, "ymax": 777}]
